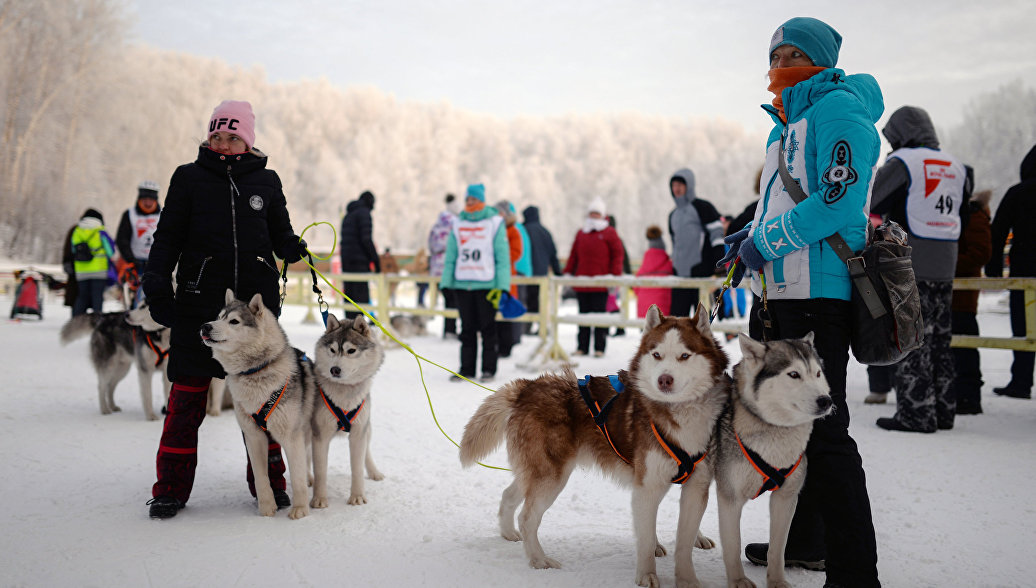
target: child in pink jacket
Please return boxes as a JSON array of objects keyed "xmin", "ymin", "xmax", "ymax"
[{"xmin": 634, "ymin": 226, "xmax": 673, "ymax": 317}]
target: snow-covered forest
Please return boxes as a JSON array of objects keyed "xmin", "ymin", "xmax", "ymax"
[{"xmin": 2, "ymin": 0, "xmax": 1035, "ymax": 263}]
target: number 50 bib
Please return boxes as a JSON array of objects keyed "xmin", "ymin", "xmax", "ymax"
[
  {"xmin": 891, "ymin": 147, "xmax": 965, "ymax": 241},
  {"xmin": 453, "ymin": 215, "xmax": 503, "ymax": 281}
]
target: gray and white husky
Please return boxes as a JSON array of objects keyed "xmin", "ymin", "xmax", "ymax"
[
  {"xmin": 711, "ymin": 334, "xmax": 832, "ymax": 588},
  {"xmin": 59, "ymin": 302, "xmax": 171, "ymax": 421},
  {"xmin": 201, "ymin": 290, "xmax": 316, "ymax": 520},
  {"xmin": 309, "ymin": 313, "xmax": 385, "ymax": 508}
]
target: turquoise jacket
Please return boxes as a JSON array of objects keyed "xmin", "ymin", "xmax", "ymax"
[
  {"xmin": 441, "ymin": 206, "xmax": 511, "ymax": 292},
  {"xmin": 750, "ymin": 68, "xmax": 884, "ymax": 301},
  {"xmin": 515, "ymin": 222, "xmax": 533, "ymax": 276}
]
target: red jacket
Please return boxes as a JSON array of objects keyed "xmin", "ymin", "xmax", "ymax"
[
  {"xmin": 564, "ymin": 226, "xmax": 624, "ymax": 292},
  {"xmin": 634, "ymin": 248, "xmax": 674, "ymax": 317}
]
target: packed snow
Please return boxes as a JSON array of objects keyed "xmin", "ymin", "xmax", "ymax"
[{"xmin": 2, "ymin": 284, "xmax": 1034, "ymax": 588}]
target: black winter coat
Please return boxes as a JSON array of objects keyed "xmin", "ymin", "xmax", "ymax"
[
  {"xmin": 339, "ymin": 199, "xmax": 380, "ymax": 272},
  {"xmin": 142, "ymin": 146, "xmax": 300, "ymax": 380},
  {"xmin": 521, "ymin": 206, "xmax": 562, "ymax": 276},
  {"xmin": 988, "ymin": 144, "xmax": 1036, "ymax": 278}
]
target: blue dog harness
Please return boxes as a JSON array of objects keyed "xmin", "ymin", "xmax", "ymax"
[
  {"xmin": 577, "ymin": 374, "xmax": 707, "ymax": 485},
  {"xmin": 318, "ymin": 387, "xmax": 365, "ymax": 432}
]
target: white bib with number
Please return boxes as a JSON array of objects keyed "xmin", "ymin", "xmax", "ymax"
[
  {"xmin": 891, "ymin": 147, "xmax": 965, "ymax": 241},
  {"xmin": 453, "ymin": 215, "xmax": 502, "ymax": 281}
]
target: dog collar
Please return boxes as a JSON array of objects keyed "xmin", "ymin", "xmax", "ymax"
[
  {"xmin": 734, "ymin": 431, "xmax": 803, "ymax": 499},
  {"xmin": 318, "ymin": 386, "xmax": 365, "ymax": 432},
  {"xmin": 239, "ymin": 361, "xmax": 271, "ymax": 376},
  {"xmin": 578, "ymin": 374, "xmax": 706, "ymax": 484}
]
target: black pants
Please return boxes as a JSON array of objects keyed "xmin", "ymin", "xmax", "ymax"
[
  {"xmin": 670, "ymin": 287, "xmax": 700, "ymax": 317},
  {"xmin": 72, "ymin": 278, "xmax": 107, "ymax": 316},
  {"xmin": 1008, "ymin": 288, "xmax": 1035, "ymax": 391},
  {"xmin": 455, "ymin": 289, "xmax": 498, "ymax": 377},
  {"xmin": 342, "ymin": 278, "xmax": 370, "ymax": 320},
  {"xmin": 576, "ymin": 291, "xmax": 608, "ymax": 353},
  {"xmin": 760, "ymin": 298, "xmax": 880, "ymax": 588},
  {"xmin": 951, "ymin": 310, "xmax": 983, "ymax": 410},
  {"xmin": 441, "ymin": 287, "xmax": 457, "ymax": 335},
  {"xmin": 867, "ymin": 364, "xmax": 893, "ymax": 394}
]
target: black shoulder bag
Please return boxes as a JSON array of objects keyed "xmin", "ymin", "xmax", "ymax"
[{"xmin": 776, "ymin": 139, "xmax": 924, "ymax": 365}]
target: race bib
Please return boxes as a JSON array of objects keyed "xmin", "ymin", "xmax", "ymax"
[
  {"xmin": 453, "ymin": 216, "xmax": 502, "ymax": 281},
  {"xmin": 891, "ymin": 148, "xmax": 965, "ymax": 241}
]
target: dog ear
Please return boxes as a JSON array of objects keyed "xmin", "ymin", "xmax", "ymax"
[
  {"xmin": 352, "ymin": 315, "xmax": 370, "ymax": 336},
  {"xmin": 326, "ymin": 313, "xmax": 340, "ymax": 332},
  {"xmin": 645, "ymin": 304, "xmax": 663, "ymax": 330},
  {"xmin": 224, "ymin": 288, "xmax": 235, "ymax": 305},
  {"xmin": 248, "ymin": 293, "xmax": 265, "ymax": 316},
  {"xmin": 801, "ymin": 331, "xmax": 815, "ymax": 345},
  {"xmin": 739, "ymin": 333, "xmax": 766, "ymax": 360},
  {"xmin": 692, "ymin": 302, "xmax": 712, "ymax": 335}
]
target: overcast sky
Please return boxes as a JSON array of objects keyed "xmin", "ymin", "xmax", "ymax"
[{"xmin": 132, "ymin": 0, "xmax": 1036, "ymax": 132}]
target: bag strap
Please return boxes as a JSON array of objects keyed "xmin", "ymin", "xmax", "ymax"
[{"xmin": 776, "ymin": 138, "xmax": 887, "ymax": 319}]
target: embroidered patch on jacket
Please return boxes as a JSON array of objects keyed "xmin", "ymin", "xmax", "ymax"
[
  {"xmin": 249, "ymin": 195, "xmax": 264, "ymax": 211},
  {"xmin": 822, "ymin": 141, "xmax": 857, "ymax": 204}
]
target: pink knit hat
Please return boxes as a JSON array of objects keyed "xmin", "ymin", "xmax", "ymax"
[{"xmin": 208, "ymin": 100, "xmax": 256, "ymax": 149}]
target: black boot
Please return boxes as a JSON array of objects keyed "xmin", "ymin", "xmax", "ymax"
[
  {"xmin": 147, "ymin": 496, "xmax": 185, "ymax": 519},
  {"xmin": 273, "ymin": 489, "xmax": 291, "ymax": 509},
  {"xmin": 744, "ymin": 542, "xmax": 825, "ymax": 571}
]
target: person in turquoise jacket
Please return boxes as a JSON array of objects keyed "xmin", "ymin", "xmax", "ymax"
[
  {"xmin": 720, "ymin": 17, "xmax": 882, "ymax": 587},
  {"xmin": 441, "ymin": 183, "xmax": 510, "ymax": 383}
]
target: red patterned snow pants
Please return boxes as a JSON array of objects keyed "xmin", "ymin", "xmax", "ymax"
[{"xmin": 152, "ymin": 376, "xmax": 286, "ymax": 503}]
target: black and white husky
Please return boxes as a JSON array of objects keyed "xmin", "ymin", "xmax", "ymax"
[
  {"xmin": 201, "ymin": 290, "xmax": 316, "ymax": 520},
  {"xmin": 711, "ymin": 334, "xmax": 832, "ymax": 588},
  {"xmin": 309, "ymin": 313, "xmax": 385, "ymax": 508},
  {"xmin": 59, "ymin": 302, "xmax": 171, "ymax": 421}
]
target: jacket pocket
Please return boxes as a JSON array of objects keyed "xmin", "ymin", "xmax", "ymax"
[{"xmin": 178, "ymin": 256, "xmax": 213, "ymax": 295}]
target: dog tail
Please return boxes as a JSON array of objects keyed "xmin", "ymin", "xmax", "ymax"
[
  {"xmin": 459, "ymin": 380, "xmax": 522, "ymax": 467},
  {"xmin": 59, "ymin": 314, "xmax": 99, "ymax": 345}
]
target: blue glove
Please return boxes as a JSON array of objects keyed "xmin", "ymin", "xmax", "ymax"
[
  {"xmin": 738, "ymin": 237, "xmax": 766, "ymax": 271},
  {"xmin": 717, "ymin": 228, "xmax": 750, "ymax": 269}
]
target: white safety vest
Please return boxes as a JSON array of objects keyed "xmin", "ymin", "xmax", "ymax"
[
  {"xmin": 452, "ymin": 215, "xmax": 502, "ymax": 282},
  {"xmin": 889, "ymin": 147, "xmax": 965, "ymax": 241},
  {"xmin": 127, "ymin": 208, "xmax": 160, "ymax": 260}
]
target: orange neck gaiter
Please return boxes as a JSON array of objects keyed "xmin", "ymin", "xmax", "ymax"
[
  {"xmin": 767, "ymin": 66, "xmax": 825, "ymax": 123},
  {"xmin": 464, "ymin": 201, "xmax": 485, "ymax": 213}
]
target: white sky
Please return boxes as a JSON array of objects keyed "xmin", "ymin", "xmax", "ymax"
[{"xmin": 131, "ymin": 0, "xmax": 1036, "ymax": 131}]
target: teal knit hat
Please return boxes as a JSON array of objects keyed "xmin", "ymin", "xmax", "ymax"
[
  {"xmin": 466, "ymin": 183, "xmax": 486, "ymax": 202},
  {"xmin": 769, "ymin": 17, "xmax": 842, "ymax": 68}
]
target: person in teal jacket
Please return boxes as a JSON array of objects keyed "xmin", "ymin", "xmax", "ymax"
[
  {"xmin": 720, "ymin": 17, "xmax": 882, "ymax": 587},
  {"xmin": 441, "ymin": 183, "xmax": 510, "ymax": 383}
]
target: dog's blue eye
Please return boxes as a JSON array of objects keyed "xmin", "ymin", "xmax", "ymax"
[
  {"xmin": 652, "ymin": 352, "xmax": 661, "ymax": 360},
  {"xmin": 788, "ymin": 371, "xmax": 800, "ymax": 379},
  {"xmin": 679, "ymin": 353, "xmax": 691, "ymax": 360}
]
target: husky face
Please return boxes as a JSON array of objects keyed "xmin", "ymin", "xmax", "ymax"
[
  {"xmin": 314, "ymin": 314, "xmax": 384, "ymax": 384},
  {"xmin": 631, "ymin": 304, "xmax": 728, "ymax": 404},
  {"xmin": 737, "ymin": 333, "xmax": 832, "ymax": 427},
  {"xmin": 125, "ymin": 302, "xmax": 164, "ymax": 332},
  {"xmin": 199, "ymin": 290, "xmax": 284, "ymax": 369}
]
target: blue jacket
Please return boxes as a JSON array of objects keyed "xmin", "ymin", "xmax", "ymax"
[{"xmin": 750, "ymin": 68, "xmax": 884, "ymax": 301}]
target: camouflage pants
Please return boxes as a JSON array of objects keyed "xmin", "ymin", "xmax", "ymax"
[{"xmin": 893, "ymin": 280, "xmax": 956, "ymax": 431}]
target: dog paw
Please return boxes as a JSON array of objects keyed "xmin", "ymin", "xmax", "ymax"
[
  {"xmin": 529, "ymin": 556, "xmax": 562, "ymax": 569},
  {"xmin": 206, "ymin": 409, "xmax": 220, "ymax": 417},
  {"xmin": 368, "ymin": 470, "xmax": 385, "ymax": 481},
  {"xmin": 695, "ymin": 532, "xmax": 716, "ymax": 550},
  {"xmin": 635, "ymin": 572, "xmax": 660, "ymax": 587},
  {"xmin": 310, "ymin": 496, "xmax": 329, "ymax": 509},
  {"xmin": 258, "ymin": 501, "xmax": 277, "ymax": 517},
  {"xmin": 112, "ymin": 405, "xmax": 121, "ymax": 412},
  {"xmin": 675, "ymin": 579, "xmax": 703, "ymax": 588},
  {"xmin": 347, "ymin": 494, "xmax": 368, "ymax": 505},
  {"xmin": 730, "ymin": 577, "xmax": 756, "ymax": 588},
  {"xmin": 654, "ymin": 542, "xmax": 667, "ymax": 557},
  {"xmin": 766, "ymin": 581, "xmax": 791, "ymax": 588},
  {"xmin": 500, "ymin": 529, "xmax": 521, "ymax": 542},
  {"xmin": 145, "ymin": 413, "xmax": 159, "ymax": 421},
  {"xmin": 288, "ymin": 505, "xmax": 309, "ymax": 520}
]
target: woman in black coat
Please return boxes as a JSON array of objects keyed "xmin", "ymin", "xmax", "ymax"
[{"xmin": 141, "ymin": 100, "xmax": 307, "ymax": 519}]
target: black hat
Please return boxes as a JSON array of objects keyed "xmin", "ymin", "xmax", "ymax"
[
  {"xmin": 359, "ymin": 190, "xmax": 375, "ymax": 210},
  {"xmin": 81, "ymin": 208, "xmax": 104, "ymax": 223}
]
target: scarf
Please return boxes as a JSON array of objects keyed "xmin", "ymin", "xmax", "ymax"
[
  {"xmin": 582, "ymin": 217, "xmax": 610, "ymax": 234},
  {"xmin": 464, "ymin": 201, "xmax": 486, "ymax": 213},
  {"xmin": 767, "ymin": 66, "xmax": 825, "ymax": 123}
]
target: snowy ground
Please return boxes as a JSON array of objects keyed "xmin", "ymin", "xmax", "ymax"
[{"xmin": 2, "ymin": 287, "xmax": 1034, "ymax": 588}]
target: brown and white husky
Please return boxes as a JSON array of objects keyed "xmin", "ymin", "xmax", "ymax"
[{"xmin": 460, "ymin": 304, "xmax": 729, "ymax": 588}]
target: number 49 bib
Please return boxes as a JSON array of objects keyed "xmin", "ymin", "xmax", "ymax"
[
  {"xmin": 453, "ymin": 216, "xmax": 502, "ymax": 281},
  {"xmin": 891, "ymin": 147, "xmax": 965, "ymax": 241}
]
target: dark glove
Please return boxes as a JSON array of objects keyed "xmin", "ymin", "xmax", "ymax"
[
  {"xmin": 285, "ymin": 238, "xmax": 308, "ymax": 263},
  {"xmin": 147, "ymin": 295, "xmax": 175, "ymax": 328},
  {"xmin": 738, "ymin": 237, "xmax": 766, "ymax": 271},
  {"xmin": 717, "ymin": 228, "xmax": 750, "ymax": 269}
]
